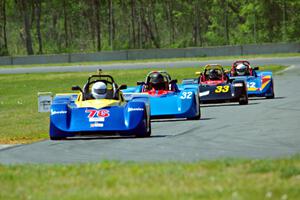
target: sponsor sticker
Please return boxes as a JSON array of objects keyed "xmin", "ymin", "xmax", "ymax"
[
  {"xmin": 90, "ymin": 123, "xmax": 104, "ymax": 128},
  {"xmin": 128, "ymin": 107, "xmax": 144, "ymax": 112},
  {"xmin": 51, "ymin": 109, "xmax": 67, "ymax": 115},
  {"xmin": 89, "ymin": 117, "xmax": 105, "ymax": 122}
]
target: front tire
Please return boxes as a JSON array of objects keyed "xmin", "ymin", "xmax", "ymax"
[
  {"xmin": 50, "ymin": 136, "xmax": 66, "ymax": 140},
  {"xmin": 188, "ymin": 104, "xmax": 201, "ymax": 120},
  {"xmin": 136, "ymin": 112, "xmax": 151, "ymax": 138}
]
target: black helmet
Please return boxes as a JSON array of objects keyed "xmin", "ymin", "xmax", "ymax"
[
  {"xmin": 149, "ymin": 72, "xmax": 165, "ymax": 90},
  {"xmin": 208, "ymin": 69, "xmax": 220, "ymax": 80}
]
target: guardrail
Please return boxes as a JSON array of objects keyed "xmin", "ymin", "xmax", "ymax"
[{"xmin": 0, "ymin": 42, "xmax": 299, "ymax": 65}]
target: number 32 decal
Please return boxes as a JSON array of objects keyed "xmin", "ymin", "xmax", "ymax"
[
  {"xmin": 247, "ymin": 82, "xmax": 256, "ymax": 88},
  {"xmin": 180, "ymin": 92, "xmax": 193, "ymax": 99},
  {"xmin": 215, "ymin": 86, "xmax": 229, "ymax": 93}
]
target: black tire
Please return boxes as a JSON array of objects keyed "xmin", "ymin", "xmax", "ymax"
[
  {"xmin": 50, "ymin": 135, "xmax": 65, "ymax": 140},
  {"xmin": 239, "ymin": 94, "xmax": 248, "ymax": 105},
  {"xmin": 136, "ymin": 112, "xmax": 151, "ymax": 138},
  {"xmin": 188, "ymin": 105, "xmax": 201, "ymax": 120},
  {"xmin": 266, "ymin": 80, "xmax": 275, "ymax": 99}
]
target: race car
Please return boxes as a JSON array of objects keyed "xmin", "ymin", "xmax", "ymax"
[
  {"xmin": 49, "ymin": 70, "xmax": 151, "ymax": 140},
  {"xmin": 122, "ymin": 71, "xmax": 200, "ymax": 120},
  {"xmin": 181, "ymin": 64, "xmax": 248, "ymax": 105},
  {"xmin": 230, "ymin": 60, "xmax": 275, "ymax": 98}
]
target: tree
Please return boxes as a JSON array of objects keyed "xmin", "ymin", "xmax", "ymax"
[
  {"xmin": 0, "ymin": 0, "xmax": 8, "ymax": 55},
  {"xmin": 34, "ymin": 0, "xmax": 43, "ymax": 54},
  {"xmin": 17, "ymin": 0, "xmax": 34, "ymax": 55}
]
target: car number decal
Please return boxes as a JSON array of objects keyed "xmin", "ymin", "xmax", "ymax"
[
  {"xmin": 247, "ymin": 82, "xmax": 256, "ymax": 88},
  {"xmin": 215, "ymin": 86, "xmax": 229, "ymax": 93},
  {"xmin": 85, "ymin": 109, "xmax": 110, "ymax": 118},
  {"xmin": 180, "ymin": 92, "xmax": 193, "ymax": 99}
]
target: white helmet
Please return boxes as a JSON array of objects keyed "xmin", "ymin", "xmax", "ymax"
[
  {"xmin": 236, "ymin": 64, "xmax": 247, "ymax": 76},
  {"xmin": 91, "ymin": 82, "xmax": 107, "ymax": 99}
]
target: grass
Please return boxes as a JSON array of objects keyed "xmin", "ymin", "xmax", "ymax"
[
  {"xmin": 0, "ymin": 156, "xmax": 300, "ymax": 200},
  {"xmin": 0, "ymin": 65, "xmax": 286, "ymax": 144},
  {"xmin": 0, "ymin": 52, "xmax": 299, "ymax": 68}
]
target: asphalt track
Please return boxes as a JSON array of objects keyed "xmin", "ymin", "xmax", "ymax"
[
  {"xmin": 0, "ymin": 58, "xmax": 299, "ymax": 164},
  {"xmin": 1, "ymin": 56, "xmax": 300, "ymax": 74}
]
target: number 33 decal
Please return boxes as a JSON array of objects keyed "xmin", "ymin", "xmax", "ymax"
[
  {"xmin": 215, "ymin": 86, "xmax": 229, "ymax": 93},
  {"xmin": 180, "ymin": 92, "xmax": 193, "ymax": 99}
]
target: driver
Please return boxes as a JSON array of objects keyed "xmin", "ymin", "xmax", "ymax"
[
  {"xmin": 149, "ymin": 72, "xmax": 166, "ymax": 90},
  {"xmin": 208, "ymin": 69, "xmax": 221, "ymax": 80},
  {"xmin": 236, "ymin": 64, "xmax": 249, "ymax": 76},
  {"xmin": 91, "ymin": 81, "xmax": 107, "ymax": 99}
]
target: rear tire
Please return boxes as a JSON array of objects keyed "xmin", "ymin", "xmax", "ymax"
[
  {"xmin": 239, "ymin": 95, "xmax": 248, "ymax": 105},
  {"xmin": 266, "ymin": 80, "xmax": 275, "ymax": 99}
]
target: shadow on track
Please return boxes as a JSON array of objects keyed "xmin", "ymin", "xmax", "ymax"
[
  {"xmin": 151, "ymin": 117, "xmax": 214, "ymax": 123},
  {"xmin": 249, "ymin": 96, "xmax": 285, "ymax": 101},
  {"xmin": 62, "ymin": 135, "xmax": 168, "ymax": 141},
  {"xmin": 201, "ymin": 102, "xmax": 259, "ymax": 108}
]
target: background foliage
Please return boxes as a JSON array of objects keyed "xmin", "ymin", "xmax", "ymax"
[{"xmin": 0, "ymin": 0, "xmax": 299, "ymax": 56}]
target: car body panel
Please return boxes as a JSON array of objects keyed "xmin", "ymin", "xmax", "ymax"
[
  {"xmin": 122, "ymin": 71, "xmax": 200, "ymax": 119},
  {"xmin": 181, "ymin": 64, "xmax": 248, "ymax": 104},
  {"xmin": 49, "ymin": 72, "xmax": 150, "ymax": 139},
  {"xmin": 230, "ymin": 60, "xmax": 274, "ymax": 97}
]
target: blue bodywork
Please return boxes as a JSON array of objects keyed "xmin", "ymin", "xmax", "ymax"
[
  {"xmin": 49, "ymin": 94, "xmax": 150, "ymax": 139},
  {"xmin": 122, "ymin": 84, "xmax": 200, "ymax": 120},
  {"xmin": 229, "ymin": 70, "xmax": 274, "ymax": 98}
]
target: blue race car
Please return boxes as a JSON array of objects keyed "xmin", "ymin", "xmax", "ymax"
[
  {"xmin": 49, "ymin": 70, "xmax": 151, "ymax": 140},
  {"xmin": 122, "ymin": 71, "xmax": 201, "ymax": 120},
  {"xmin": 230, "ymin": 60, "xmax": 275, "ymax": 98}
]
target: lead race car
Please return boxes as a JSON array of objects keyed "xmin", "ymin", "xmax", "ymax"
[
  {"xmin": 229, "ymin": 60, "xmax": 275, "ymax": 98},
  {"xmin": 122, "ymin": 71, "xmax": 200, "ymax": 120},
  {"xmin": 181, "ymin": 64, "xmax": 248, "ymax": 105},
  {"xmin": 49, "ymin": 70, "xmax": 151, "ymax": 140}
]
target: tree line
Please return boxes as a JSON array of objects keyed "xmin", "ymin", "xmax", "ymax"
[{"xmin": 0, "ymin": 0, "xmax": 299, "ymax": 56}]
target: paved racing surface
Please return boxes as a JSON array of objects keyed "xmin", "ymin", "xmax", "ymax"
[
  {"xmin": 1, "ymin": 56, "xmax": 300, "ymax": 74},
  {"xmin": 0, "ymin": 59, "xmax": 300, "ymax": 164}
]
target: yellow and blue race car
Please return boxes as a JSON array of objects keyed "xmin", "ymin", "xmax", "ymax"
[{"xmin": 49, "ymin": 70, "xmax": 151, "ymax": 140}]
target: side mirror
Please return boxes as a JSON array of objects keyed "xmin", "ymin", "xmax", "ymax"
[
  {"xmin": 137, "ymin": 81, "xmax": 145, "ymax": 85},
  {"xmin": 170, "ymin": 79, "xmax": 177, "ymax": 84},
  {"xmin": 195, "ymin": 72, "xmax": 201, "ymax": 75},
  {"xmin": 118, "ymin": 84, "xmax": 127, "ymax": 90},
  {"xmin": 72, "ymin": 85, "xmax": 82, "ymax": 93},
  {"xmin": 253, "ymin": 67, "xmax": 259, "ymax": 70}
]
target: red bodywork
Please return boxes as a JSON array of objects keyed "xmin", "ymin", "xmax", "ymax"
[
  {"xmin": 199, "ymin": 64, "xmax": 228, "ymax": 85},
  {"xmin": 143, "ymin": 88, "xmax": 174, "ymax": 96}
]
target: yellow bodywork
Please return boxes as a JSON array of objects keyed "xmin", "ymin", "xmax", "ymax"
[
  {"xmin": 75, "ymin": 92, "xmax": 125, "ymax": 109},
  {"xmin": 55, "ymin": 92, "xmax": 125, "ymax": 109}
]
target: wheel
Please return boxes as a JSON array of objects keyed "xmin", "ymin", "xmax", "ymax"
[
  {"xmin": 239, "ymin": 95, "xmax": 248, "ymax": 105},
  {"xmin": 136, "ymin": 112, "xmax": 151, "ymax": 138},
  {"xmin": 50, "ymin": 135, "xmax": 66, "ymax": 140},
  {"xmin": 266, "ymin": 80, "xmax": 275, "ymax": 99},
  {"xmin": 188, "ymin": 105, "xmax": 201, "ymax": 120}
]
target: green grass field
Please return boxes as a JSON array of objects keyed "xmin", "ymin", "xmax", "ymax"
[
  {"xmin": 0, "ymin": 65, "xmax": 286, "ymax": 144},
  {"xmin": 0, "ymin": 157, "xmax": 300, "ymax": 200}
]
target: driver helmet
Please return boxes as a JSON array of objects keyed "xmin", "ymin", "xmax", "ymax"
[
  {"xmin": 149, "ymin": 72, "xmax": 165, "ymax": 90},
  {"xmin": 208, "ymin": 69, "xmax": 221, "ymax": 80},
  {"xmin": 236, "ymin": 64, "xmax": 247, "ymax": 76},
  {"xmin": 91, "ymin": 81, "xmax": 107, "ymax": 99}
]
